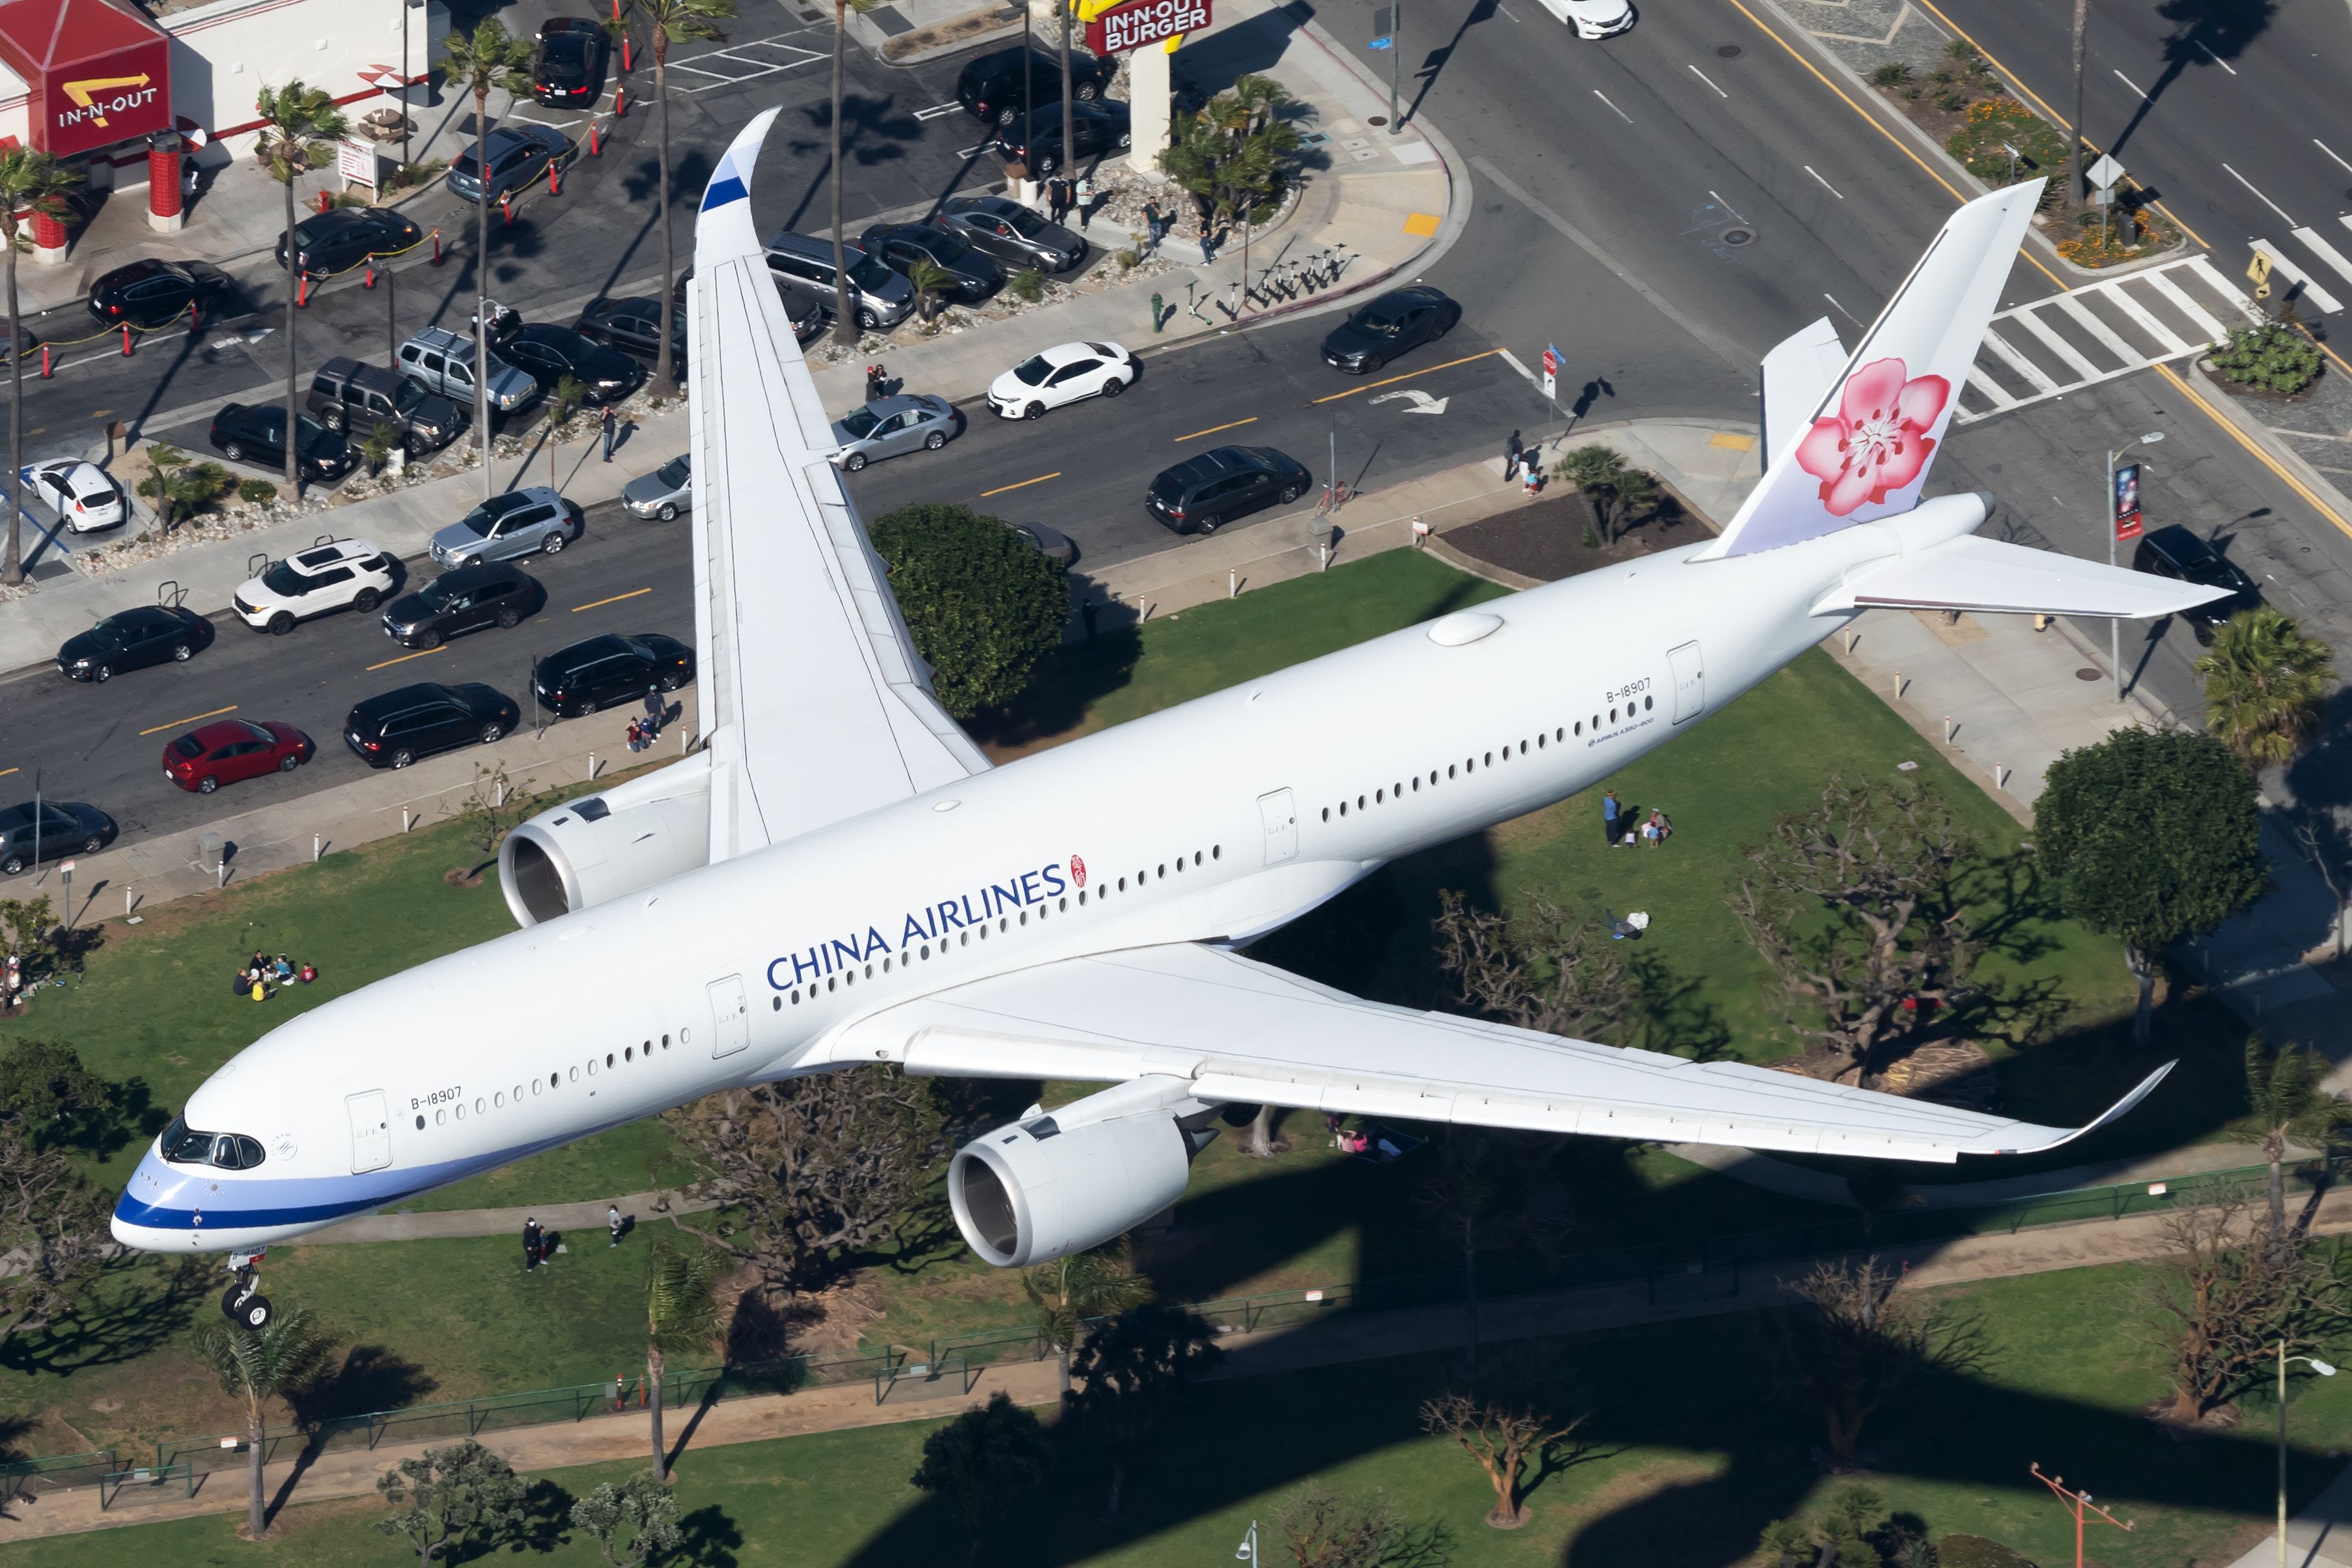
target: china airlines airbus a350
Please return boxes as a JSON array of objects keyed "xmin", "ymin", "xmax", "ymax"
[{"xmin": 118, "ymin": 114, "xmax": 2227, "ymax": 1327}]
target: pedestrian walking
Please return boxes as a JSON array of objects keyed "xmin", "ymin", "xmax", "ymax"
[
  {"xmin": 608, "ymin": 1203, "xmax": 624, "ymax": 1247},
  {"xmin": 641, "ymin": 688, "xmax": 664, "ymax": 738},
  {"xmin": 1601, "ymin": 789, "xmax": 1621, "ymax": 847},
  {"xmin": 1142, "ymin": 199, "xmax": 1164, "ymax": 248},
  {"xmin": 1504, "ymin": 430, "xmax": 1524, "ymax": 481},
  {"xmin": 1411, "ymin": 516, "xmax": 1431, "ymax": 550},
  {"xmin": 1075, "ymin": 175, "xmax": 1095, "ymax": 231},
  {"xmin": 1081, "ymin": 600, "xmax": 1099, "ymax": 640},
  {"xmin": 523, "ymin": 1217, "xmax": 544, "ymax": 1272},
  {"xmin": 600, "ymin": 405, "xmax": 617, "ymax": 464},
  {"xmin": 865, "ymin": 363, "xmax": 888, "ymax": 402}
]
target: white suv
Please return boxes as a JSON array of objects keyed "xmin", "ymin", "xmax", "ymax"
[{"xmin": 234, "ymin": 538, "xmax": 397, "ymax": 635}]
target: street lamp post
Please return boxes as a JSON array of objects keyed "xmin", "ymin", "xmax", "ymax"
[
  {"xmin": 2278, "ymin": 1343, "xmax": 2337, "ymax": 1568},
  {"xmin": 2105, "ymin": 430, "xmax": 2163, "ymax": 702}
]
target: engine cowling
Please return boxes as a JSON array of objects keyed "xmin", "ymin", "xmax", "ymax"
[
  {"xmin": 949, "ymin": 1102, "xmax": 1196, "ymax": 1268},
  {"xmin": 498, "ymin": 754, "xmax": 712, "ymax": 927}
]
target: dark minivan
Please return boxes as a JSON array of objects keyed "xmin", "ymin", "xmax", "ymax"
[
  {"xmin": 533, "ymin": 633, "xmax": 695, "ymax": 718},
  {"xmin": 380, "ymin": 561, "xmax": 546, "ymax": 649},
  {"xmin": 1149, "ymin": 445, "xmax": 1312, "ymax": 535},
  {"xmin": 2134, "ymin": 524, "xmax": 2261, "ymax": 640},
  {"xmin": 345, "ymin": 682, "xmax": 522, "ymax": 769}
]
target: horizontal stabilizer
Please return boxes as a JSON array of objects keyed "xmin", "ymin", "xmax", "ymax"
[{"xmin": 1814, "ymin": 534, "xmax": 2237, "ymax": 619}]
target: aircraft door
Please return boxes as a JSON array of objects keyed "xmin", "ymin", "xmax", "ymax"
[
  {"xmin": 1668, "ymin": 641, "xmax": 1705, "ymax": 723},
  {"xmin": 1257, "ymin": 788, "xmax": 1298, "ymax": 865},
  {"xmin": 707, "ymin": 973, "xmax": 751, "ymax": 1058},
  {"xmin": 347, "ymin": 1090, "xmax": 391, "ymax": 1173}
]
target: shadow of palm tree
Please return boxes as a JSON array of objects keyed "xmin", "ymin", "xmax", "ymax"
[{"xmin": 2105, "ymin": 0, "xmax": 2279, "ymax": 167}]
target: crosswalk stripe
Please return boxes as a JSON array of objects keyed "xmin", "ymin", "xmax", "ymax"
[
  {"xmin": 2291, "ymin": 226, "xmax": 2352, "ymax": 290},
  {"xmin": 1980, "ymin": 329, "xmax": 2060, "ymax": 394},
  {"xmin": 2008, "ymin": 307, "xmax": 2107, "ymax": 379},
  {"xmin": 2187, "ymin": 255, "xmax": 2267, "ymax": 323},
  {"xmin": 2142, "ymin": 270, "xmax": 2231, "ymax": 343},
  {"xmin": 2103, "ymin": 285, "xmax": 2192, "ymax": 356},
  {"xmin": 1965, "ymin": 374, "xmax": 2019, "ymax": 410},
  {"xmin": 2250, "ymin": 238, "xmax": 2345, "ymax": 313},
  {"xmin": 2054, "ymin": 294, "xmax": 2146, "ymax": 362}
]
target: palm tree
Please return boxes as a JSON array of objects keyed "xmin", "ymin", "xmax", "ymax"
[
  {"xmin": 441, "ymin": 20, "xmax": 537, "ymax": 501},
  {"xmin": 195, "ymin": 1307, "xmax": 335, "ymax": 1540},
  {"xmin": 1022, "ymin": 1239, "xmax": 1151, "ymax": 1403},
  {"xmin": 2067, "ymin": 0, "xmax": 2088, "ymax": 203},
  {"xmin": 2195, "ymin": 606, "xmax": 2334, "ymax": 770},
  {"xmin": 1057, "ymin": 0, "xmax": 1075, "ymax": 202},
  {"xmin": 619, "ymin": 0, "xmax": 734, "ymax": 387},
  {"xmin": 2241, "ymin": 1033, "xmax": 2352, "ymax": 1264},
  {"xmin": 643, "ymin": 1242, "xmax": 726, "ymax": 1480},
  {"xmin": 830, "ymin": 0, "xmax": 856, "ymax": 348},
  {"xmin": 253, "ymin": 81, "xmax": 348, "ymax": 491},
  {"xmin": 904, "ymin": 257, "xmax": 955, "ymax": 324},
  {"xmin": 0, "ymin": 148, "xmax": 81, "ymax": 587}
]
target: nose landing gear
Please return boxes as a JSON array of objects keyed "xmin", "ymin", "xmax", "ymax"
[{"xmin": 220, "ymin": 1249, "xmax": 272, "ymax": 1329}]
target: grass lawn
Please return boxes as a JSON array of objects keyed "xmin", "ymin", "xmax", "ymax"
[{"xmin": 8, "ymin": 1260, "xmax": 2343, "ymax": 1568}]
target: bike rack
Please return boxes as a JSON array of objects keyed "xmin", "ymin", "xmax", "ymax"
[{"xmin": 155, "ymin": 579, "xmax": 184, "ymax": 608}]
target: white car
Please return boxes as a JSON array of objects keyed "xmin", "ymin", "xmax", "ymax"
[
  {"xmin": 232, "ymin": 537, "xmax": 397, "ymax": 635},
  {"xmin": 986, "ymin": 341, "xmax": 1136, "ymax": 420},
  {"xmin": 27, "ymin": 460, "xmax": 126, "ymax": 532},
  {"xmin": 1535, "ymin": 0, "xmax": 1632, "ymax": 38}
]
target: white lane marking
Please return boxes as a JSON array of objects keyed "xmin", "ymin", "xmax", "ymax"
[
  {"xmin": 2103, "ymin": 282, "xmax": 2191, "ymax": 354},
  {"xmin": 1980, "ymin": 328, "xmax": 2058, "ymax": 395},
  {"xmin": 1802, "ymin": 165, "xmax": 1844, "ymax": 199},
  {"xmin": 2249, "ymin": 238, "xmax": 2345, "ymax": 313},
  {"xmin": 1822, "ymin": 292, "xmax": 1864, "ymax": 328},
  {"xmin": 2142, "ymin": 269, "xmax": 2230, "ymax": 341},
  {"xmin": 2052, "ymin": 293, "xmax": 2144, "ymax": 362},
  {"xmin": 1498, "ymin": 3, "xmax": 1522, "ymax": 20},
  {"xmin": 2289, "ymin": 227, "xmax": 2352, "ymax": 290},
  {"xmin": 1688, "ymin": 64, "xmax": 1729, "ymax": 98},
  {"xmin": 2009, "ymin": 302, "xmax": 2105, "ymax": 378},
  {"xmin": 2194, "ymin": 39, "xmax": 2236, "ymax": 74},
  {"xmin": 2187, "ymin": 254, "xmax": 2266, "ymax": 323},
  {"xmin": 1708, "ymin": 189, "xmax": 1750, "ymax": 224},
  {"xmin": 1593, "ymin": 90, "xmax": 1633, "ymax": 124},
  {"xmin": 1498, "ymin": 347, "xmax": 1539, "ymax": 386},
  {"xmin": 2112, "ymin": 68, "xmax": 2150, "ymax": 101},
  {"xmin": 2319, "ymin": 140, "xmax": 2352, "ymax": 177},
  {"xmin": 1964, "ymin": 371, "xmax": 2019, "ymax": 410},
  {"xmin": 2223, "ymin": 162, "xmax": 2297, "ymax": 225}
]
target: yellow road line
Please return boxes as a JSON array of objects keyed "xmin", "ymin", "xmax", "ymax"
[
  {"xmin": 572, "ymin": 587, "xmax": 652, "ymax": 613},
  {"xmin": 2154, "ymin": 364, "xmax": 2352, "ymax": 540},
  {"xmin": 0, "ymin": 767, "xmax": 16, "ymax": 781},
  {"xmin": 138, "ymin": 705, "xmax": 238, "ymax": 738},
  {"xmin": 1175, "ymin": 417, "xmax": 1259, "ymax": 441},
  {"xmin": 981, "ymin": 471, "xmax": 1061, "ymax": 497},
  {"xmin": 366, "ymin": 645, "xmax": 449, "ymax": 672},
  {"xmin": 1721, "ymin": 0, "xmax": 1964, "ymax": 203},
  {"xmin": 1309, "ymin": 349, "xmax": 1504, "ymax": 404}
]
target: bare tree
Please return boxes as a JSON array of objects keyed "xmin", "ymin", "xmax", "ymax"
[
  {"xmin": 1419, "ymin": 1390, "xmax": 1589, "ymax": 1528},
  {"xmin": 1416, "ymin": 1130, "xmax": 1570, "ymax": 1375},
  {"xmin": 2290, "ymin": 813, "xmax": 2349, "ymax": 962},
  {"xmin": 665, "ymin": 1066, "xmax": 949, "ymax": 1291},
  {"xmin": 2144, "ymin": 1199, "xmax": 2349, "ymax": 1423},
  {"xmin": 1274, "ymin": 1482, "xmax": 1448, "ymax": 1567},
  {"xmin": 1730, "ymin": 776, "xmax": 1978, "ymax": 1082},
  {"xmin": 1433, "ymin": 889, "xmax": 1631, "ymax": 1043},
  {"xmin": 1768, "ymin": 1255, "xmax": 1982, "ymax": 1461},
  {"xmin": 443, "ymin": 763, "xmax": 544, "ymax": 872}
]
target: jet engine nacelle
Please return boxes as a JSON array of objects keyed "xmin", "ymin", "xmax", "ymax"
[
  {"xmin": 498, "ymin": 753, "xmax": 712, "ymax": 927},
  {"xmin": 948, "ymin": 1080, "xmax": 1211, "ymax": 1268}
]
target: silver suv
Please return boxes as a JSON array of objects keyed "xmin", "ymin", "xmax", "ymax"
[
  {"xmin": 396, "ymin": 327, "xmax": 537, "ymax": 415},
  {"xmin": 429, "ymin": 486, "xmax": 582, "ymax": 567},
  {"xmin": 763, "ymin": 231, "xmax": 915, "ymax": 332}
]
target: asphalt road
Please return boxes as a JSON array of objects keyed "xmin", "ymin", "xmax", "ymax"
[{"xmin": 0, "ymin": 497, "xmax": 688, "ymax": 850}]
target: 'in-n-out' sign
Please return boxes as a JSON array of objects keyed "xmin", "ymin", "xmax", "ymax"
[{"xmin": 1085, "ymin": 0, "xmax": 1210, "ymax": 53}]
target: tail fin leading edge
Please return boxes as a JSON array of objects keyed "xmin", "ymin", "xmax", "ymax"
[{"xmin": 1698, "ymin": 182, "xmax": 2045, "ymax": 561}]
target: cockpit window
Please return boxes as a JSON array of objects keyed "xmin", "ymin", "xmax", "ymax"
[{"xmin": 160, "ymin": 1115, "xmax": 264, "ymax": 1169}]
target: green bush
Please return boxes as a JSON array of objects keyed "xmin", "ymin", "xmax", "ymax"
[
  {"xmin": 2209, "ymin": 321, "xmax": 2322, "ymax": 395},
  {"xmin": 1869, "ymin": 61, "xmax": 1912, "ymax": 87},
  {"xmin": 1009, "ymin": 266, "xmax": 1046, "ymax": 303},
  {"xmin": 1933, "ymin": 87, "xmax": 1969, "ymax": 113},
  {"xmin": 869, "ymin": 503, "xmax": 1069, "ymax": 718},
  {"xmin": 1945, "ymin": 96, "xmax": 2065, "ymax": 185},
  {"xmin": 236, "ymin": 477, "xmax": 277, "ymax": 505}
]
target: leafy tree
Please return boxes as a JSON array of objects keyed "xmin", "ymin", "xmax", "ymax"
[
  {"xmin": 0, "ymin": 147, "xmax": 80, "ymax": 586},
  {"xmin": 1767, "ymin": 1255, "xmax": 1981, "ymax": 1460},
  {"xmin": 2239, "ymin": 1033, "xmax": 2351, "ymax": 1263},
  {"xmin": 359, "ymin": 419, "xmax": 400, "ymax": 477},
  {"xmin": 1067, "ymin": 1302, "xmax": 1223, "ymax": 1520},
  {"xmin": 909, "ymin": 1390, "xmax": 1052, "ymax": 1562},
  {"xmin": 1728, "ymin": 776, "xmax": 1978, "ymax": 1081},
  {"xmin": 2196, "ymin": 606, "xmax": 2333, "ymax": 769},
  {"xmin": 0, "ymin": 895, "xmax": 57, "ymax": 981},
  {"xmin": 570, "ymin": 1474, "xmax": 684, "ymax": 1567},
  {"xmin": 1022, "ymin": 1239, "xmax": 1153, "ymax": 1401},
  {"xmin": 0, "ymin": 1040, "xmax": 115, "ymax": 1347},
  {"xmin": 1433, "ymin": 888, "xmax": 1632, "ymax": 1044},
  {"xmin": 620, "ymin": 0, "xmax": 735, "ymax": 385},
  {"xmin": 440, "ymin": 20, "xmax": 536, "ymax": 497},
  {"xmin": 1550, "ymin": 445, "xmax": 1658, "ymax": 543},
  {"xmin": 2035, "ymin": 727, "xmax": 2268, "ymax": 1045},
  {"xmin": 2211, "ymin": 322, "xmax": 2321, "ymax": 395},
  {"xmin": 1160, "ymin": 75, "xmax": 1300, "ymax": 231},
  {"xmin": 552, "ymin": 374, "xmax": 589, "ymax": 430},
  {"xmin": 251, "ymin": 81, "xmax": 348, "ymax": 489},
  {"xmin": 1419, "ymin": 1388, "xmax": 1588, "ymax": 1528},
  {"xmin": 374, "ymin": 1439, "xmax": 531, "ymax": 1565},
  {"xmin": 869, "ymin": 503, "xmax": 1069, "ymax": 718},
  {"xmin": 195, "ymin": 1306, "xmax": 337, "ymax": 1539},
  {"xmin": 2144, "ymin": 1198, "xmax": 2349, "ymax": 1422},
  {"xmin": 643, "ymin": 1241, "xmax": 726, "ymax": 1479}
]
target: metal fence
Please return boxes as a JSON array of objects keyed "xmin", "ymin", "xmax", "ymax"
[{"xmin": 0, "ymin": 1448, "xmax": 117, "ymax": 1500}]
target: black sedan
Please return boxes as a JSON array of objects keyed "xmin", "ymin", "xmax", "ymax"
[
  {"xmin": 858, "ymin": 224, "xmax": 1004, "ymax": 303},
  {"xmin": 501, "ymin": 326, "xmax": 647, "ymax": 406},
  {"xmin": 932, "ymin": 195, "xmax": 1084, "ymax": 273},
  {"xmin": 1149, "ymin": 445, "xmax": 1311, "ymax": 535},
  {"xmin": 345, "ymin": 682, "xmax": 522, "ymax": 770},
  {"xmin": 534, "ymin": 16, "xmax": 611, "ymax": 107},
  {"xmin": 993, "ymin": 100, "xmax": 1130, "ymax": 176},
  {"xmin": 533, "ymin": 633, "xmax": 695, "ymax": 718},
  {"xmin": 272, "ymin": 206, "xmax": 423, "ymax": 279},
  {"xmin": 1320, "ymin": 286, "xmax": 1461, "ymax": 374},
  {"xmin": 87, "ymin": 258, "xmax": 234, "ymax": 329},
  {"xmin": 210, "ymin": 403, "xmax": 356, "ymax": 483},
  {"xmin": 56, "ymin": 606, "xmax": 212, "ymax": 682},
  {"xmin": 380, "ymin": 560, "xmax": 546, "ymax": 649},
  {"xmin": 576, "ymin": 296, "xmax": 689, "ymax": 371},
  {"xmin": 0, "ymin": 800, "xmax": 115, "ymax": 877}
]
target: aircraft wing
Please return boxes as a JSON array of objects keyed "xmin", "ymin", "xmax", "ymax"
[
  {"xmin": 826, "ymin": 942, "xmax": 2169, "ymax": 1162},
  {"xmin": 688, "ymin": 110, "xmax": 989, "ymax": 863}
]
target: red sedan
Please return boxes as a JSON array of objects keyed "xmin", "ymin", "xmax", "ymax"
[{"xmin": 161, "ymin": 720, "xmax": 314, "ymax": 794}]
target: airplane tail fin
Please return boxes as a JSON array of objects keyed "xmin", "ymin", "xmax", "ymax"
[{"xmin": 1697, "ymin": 181, "xmax": 2044, "ymax": 560}]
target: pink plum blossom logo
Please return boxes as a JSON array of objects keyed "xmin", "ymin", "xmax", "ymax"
[{"xmin": 1792, "ymin": 357, "xmax": 1951, "ymax": 516}]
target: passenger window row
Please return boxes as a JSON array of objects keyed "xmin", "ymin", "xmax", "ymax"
[
  {"xmin": 1313, "ymin": 699, "xmax": 1653, "ymax": 828},
  {"xmin": 412, "ymin": 1035, "xmax": 676, "ymax": 1129}
]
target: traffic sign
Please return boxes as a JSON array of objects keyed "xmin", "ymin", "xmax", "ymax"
[
  {"xmin": 1369, "ymin": 6, "xmax": 1393, "ymax": 46},
  {"xmin": 2248, "ymin": 251, "xmax": 2273, "ymax": 300},
  {"xmin": 1541, "ymin": 344, "xmax": 1560, "ymax": 400},
  {"xmin": 1367, "ymin": 35, "xmax": 1393, "ymax": 48},
  {"xmin": 2086, "ymin": 152, "xmax": 2124, "ymax": 192}
]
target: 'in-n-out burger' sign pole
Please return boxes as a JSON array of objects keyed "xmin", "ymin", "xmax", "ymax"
[{"xmin": 1084, "ymin": 0, "xmax": 1209, "ymax": 53}]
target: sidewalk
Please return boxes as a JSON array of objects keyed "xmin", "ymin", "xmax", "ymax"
[{"xmin": 303, "ymin": 1186, "xmax": 718, "ymax": 1245}]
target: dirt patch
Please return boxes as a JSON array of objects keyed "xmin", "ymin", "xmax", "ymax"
[
  {"xmin": 1442, "ymin": 490, "xmax": 1696, "ymax": 584},
  {"xmin": 880, "ymin": 3, "xmax": 1020, "ymax": 61}
]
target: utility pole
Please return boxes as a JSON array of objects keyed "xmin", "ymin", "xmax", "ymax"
[
  {"xmin": 1389, "ymin": 0, "xmax": 1401, "ymax": 134},
  {"xmin": 2031, "ymin": 1463, "xmax": 2132, "ymax": 1568}
]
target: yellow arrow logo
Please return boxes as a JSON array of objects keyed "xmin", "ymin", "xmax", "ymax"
[{"xmin": 61, "ymin": 73, "xmax": 153, "ymax": 128}]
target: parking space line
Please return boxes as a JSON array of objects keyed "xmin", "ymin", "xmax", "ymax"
[
  {"xmin": 367, "ymin": 646, "xmax": 449, "ymax": 672},
  {"xmin": 1175, "ymin": 417, "xmax": 1258, "ymax": 441},
  {"xmin": 1309, "ymin": 350, "xmax": 1502, "ymax": 404},
  {"xmin": 139, "ymin": 704, "xmax": 239, "ymax": 738},
  {"xmin": 981, "ymin": 472, "xmax": 1062, "ymax": 496},
  {"xmin": 573, "ymin": 587, "xmax": 653, "ymax": 612},
  {"xmin": 914, "ymin": 102, "xmax": 963, "ymax": 120}
]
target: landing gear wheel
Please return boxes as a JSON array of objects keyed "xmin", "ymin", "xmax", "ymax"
[{"xmin": 236, "ymin": 1295, "xmax": 272, "ymax": 1330}]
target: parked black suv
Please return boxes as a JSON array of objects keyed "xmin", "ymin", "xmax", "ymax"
[
  {"xmin": 2133, "ymin": 524, "xmax": 2261, "ymax": 640},
  {"xmin": 955, "ymin": 44, "xmax": 1115, "ymax": 125},
  {"xmin": 1149, "ymin": 446, "xmax": 1311, "ymax": 535},
  {"xmin": 345, "ymin": 682, "xmax": 522, "ymax": 769},
  {"xmin": 307, "ymin": 357, "xmax": 462, "ymax": 453},
  {"xmin": 499, "ymin": 325, "xmax": 647, "ymax": 406},
  {"xmin": 210, "ymin": 404, "xmax": 355, "ymax": 482},
  {"xmin": 0, "ymin": 801, "xmax": 113, "ymax": 876},
  {"xmin": 533, "ymin": 16, "xmax": 611, "ymax": 106},
  {"xmin": 272, "ymin": 206, "xmax": 422, "ymax": 279},
  {"xmin": 380, "ymin": 561, "xmax": 546, "ymax": 649},
  {"xmin": 533, "ymin": 633, "xmax": 695, "ymax": 717},
  {"xmin": 56, "ymin": 606, "xmax": 212, "ymax": 682}
]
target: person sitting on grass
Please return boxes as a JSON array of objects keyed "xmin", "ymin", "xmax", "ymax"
[
  {"xmin": 298, "ymin": 960, "xmax": 318, "ymax": 984},
  {"xmin": 272, "ymin": 954, "xmax": 296, "ymax": 983},
  {"xmin": 1642, "ymin": 809, "xmax": 1671, "ymax": 847}
]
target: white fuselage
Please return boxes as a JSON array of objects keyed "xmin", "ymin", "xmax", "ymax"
[{"xmin": 111, "ymin": 504, "xmax": 1976, "ymax": 1254}]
